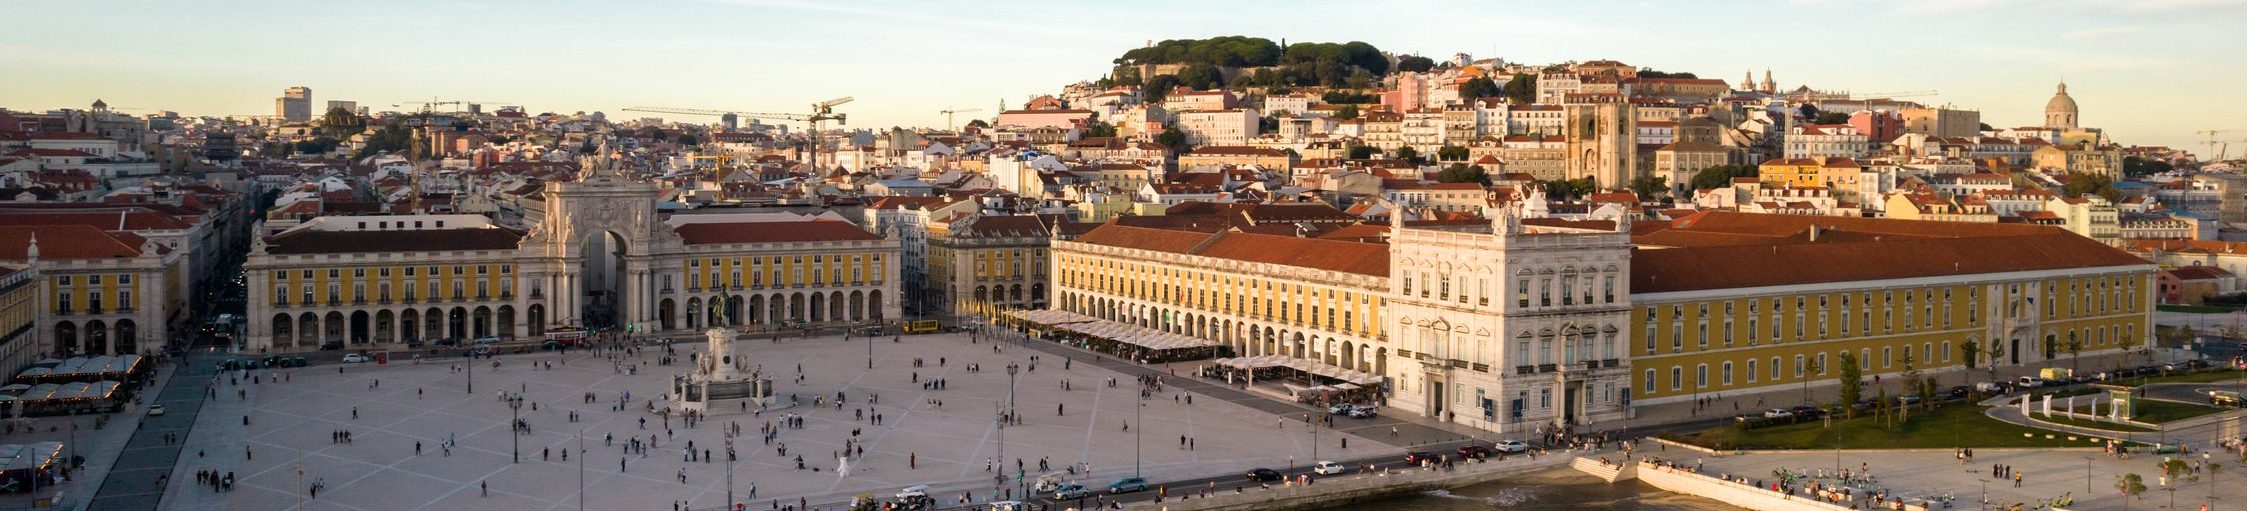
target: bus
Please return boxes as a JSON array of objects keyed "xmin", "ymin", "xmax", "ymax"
[{"xmin": 903, "ymin": 320, "xmax": 941, "ymax": 334}]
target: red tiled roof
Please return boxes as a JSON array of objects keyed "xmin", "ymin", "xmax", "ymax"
[
  {"xmin": 1631, "ymin": 212, "xmax": 2148, "ymax": 293},
  {"xmin": 1074, "ymin": 223, "xmax": 1388, "ymax": 277},
  {"xmin": 266, "ymin": 228, "xmax": 523, "ymax": 255},
  {"xmin": 673, "ymin": 220, "xmax": 882, "ymax": 245},
  {"xmin": 0, "ymin": 225, "xmax": 143, "ymax": 259}
]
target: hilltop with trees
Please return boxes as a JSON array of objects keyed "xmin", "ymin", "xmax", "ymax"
[{"xmin": 1105, "ymin": 37, "xmax": 1393, "ymax": 91}]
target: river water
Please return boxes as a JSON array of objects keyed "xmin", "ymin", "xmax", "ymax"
[{"xmin": 1326, "ymin": 467, "xmax": 1746, "ymax": 511}]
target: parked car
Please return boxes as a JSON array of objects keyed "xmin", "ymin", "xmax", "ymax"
[
  {"xmin": 1347, "ymin": 406, "xmax": 1377, "ymax": 418},
  {"xmin": 1496, "ymin": 440, "xmax": 1531, "ymax": 453},
  {"xmin": 2015, "ymin": 376, "xmax": 2044, "ymax": 388},
  {"xmin": 341, "ymin": 354, "xmax": 368, "ymax": 364},
  {"xmin": 1457, "ymin": 445, "xmax": 1493, "ymax": 459},
  {"xmin": 1763, "ymin": 408, "xmax": 1795, "ymax": 419},
  {"xmin": 1245, "ymin": 468, "xmax": 1283, "ymax": 482},
  {"xmin": 1106, "ymin": 477, "xmax": 1147, "ymax": 494},
  {"xmin": 1791, "ymin": 406, "xmax": 1828, "ymax": 419},
  {"xmin": 1403, "ymin": 451, "xmax": 1439, "ymax": 464},
  {"xmin": 1947, "ymin": 386, "xmax": 1971, "ymax": 399},
  {"xmin": 1050, "ymin": 484, "xmax": 1091, "ymax": 501},
  {"xmin": 404, "ymin": 339, "xmax": 425, "ymax": 348},
  {"xmin": 320, "ymin": 341, "xmax": 344, "ymax": 351},
  {"xmin": 1314, "ymin": 461, "xmax": 1349, "ymax": 475},
  {"xmin": 472, "ymin": 336, "xmax": 501, "ymax": 346},
  {"xmin": 147, "ymin": 405, "xmax": 165, "ymax": 416},
  {"xmin": 1328, "ymin": 404, "xmax": 1357, "ymax": 415},
  {"xmin": 895, "ymin": 484, "xmax": 930, "ymax": 500},
  {"xmin": 1895, "ymin": 395, "xmax": 1922, "ymax": 405},
  {"xmin": 984, "ymin": 501, "xmax": 1024, "ymax": 511}
]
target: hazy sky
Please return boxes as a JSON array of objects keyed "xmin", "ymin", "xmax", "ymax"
[{"xmin": 4, "ymin": 0, "xmax": 2243, "ymax": 151}]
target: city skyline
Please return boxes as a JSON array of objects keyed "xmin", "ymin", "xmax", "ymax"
[{"xmin": 5, "ymin": 0, "xmax": 2246, "ymax": 150}]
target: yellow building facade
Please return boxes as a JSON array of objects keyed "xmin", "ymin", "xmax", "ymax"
[{"xmin": 1052, "ymin": 224, "xmax": 1389, "ymax": 372}]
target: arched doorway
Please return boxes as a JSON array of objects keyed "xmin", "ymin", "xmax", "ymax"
[
  {"xmin": 447, "ymin": 308, "xmax": 467, "ymax": 340},
  {"xmin": 2009, "ymin": 338, "xmax": 2021, "ymax": 365},
  {"xmin": 400, "ymin": 309, "xmax": 419, "ymax": 343},
  {"xmin": 527, "ymin": 304, "xmax": 547, "ymax": 337},
  {"xmin": 350, "ymin": 311, "xmax": 370, "ymax": 344},
  {"xmin": 849, "ymin": 291, "xmax": 864, "ymax": 322},
  {"xmin": 55, "ymin": 322, "xmax": 78, "ymax": 356},
  {"xmin": 300, "ymin": 313, "xmax": 319, "ymax": 348},
  {"xmin": 748, "ymin": 295, "xmax": 764, "ymax": 325},
  {"xmin": 581, "ymin": 230, "xmax": 628, "ymax": 329},
  {"xmin": 685, "ymin": 297, "xmax": 702, "ymax": 330},
  {"xmin": 114, "ymin": 320, "xmax": 137, "ymax": 354},
  {"xmin": 473, "ymin": 306, "xmax": 493, "ymax": 339},
  {"xmin": 270, "ymin": 315, "xmax": 291, "ymax": 348},
  {"xmin": 86, "ymin": 320, "xmax": 109, "ymax": 355},
  {"xmin": 652, "ymin": 300, "xmax": 669, "ymax": 331},
  {"xmin": 828, "ymin": 291, "xmax": 845, "ymax": 323},
  {"xmin": 424, "ymin": 308, "xmax": 444, "ymax": 342},
  {"xmin": 497, "ymin": 305, "xmax": 516, "ymax": 339},
  {"xmin": 322, "ymin": 312, "xmax": 344, "ymax": 345},
  {"xmin": 728, "ymin": 295, "xmax": 745, "ymax": 326},
  {"xmin": 375, "ymin": 310, "xmax": 395, "ymax": 343},
  {"xmin": 809, "ymin": 293, "xmax": 825, "ymax": 322},
  {"xmin": 868, "ymin": 290, "xmax": 883, "ymax": 321},
  {"xmin": 789, "ymin": 293, "xmax": 805, "ymax": 322}
]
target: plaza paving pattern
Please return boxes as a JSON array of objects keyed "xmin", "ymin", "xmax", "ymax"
[{"xmin": 157, "ymin": 332, "xmax": 1410, "ymax": 511}]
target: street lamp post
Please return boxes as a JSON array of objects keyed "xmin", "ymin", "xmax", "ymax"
[
  {"xmin": 1134, "ymin": 392, "xmax": 1142, "ymax": 478},
  {"xmin": 578, "ymin": 429, "xmax": 587, "ymax": 511},
  {"xmin": 1007, "ymin": 363, "xmax": 1023, "ymax": 499},
  {"xmin": 726, "ymin": 429, "xmax": 737, "ymax": 511},
  {"xmin": 867, "ymin": 324, "xmax": 874, "ymax": 369},
  {"xmin": 2205, "ymin": 453, "xmax": 2218, "ymax": 511},
  {"xmin": 1306, "ymin": 412, "xmax": 1319, "ymax": 465},
  {"xmin": 509, "ymin": 396, "xmax": 522, "ymax": 463}
]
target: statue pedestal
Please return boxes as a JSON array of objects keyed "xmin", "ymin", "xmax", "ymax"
[{"xmin": 671, "ymin": 327, "xmax": 773, "ymax": 415}]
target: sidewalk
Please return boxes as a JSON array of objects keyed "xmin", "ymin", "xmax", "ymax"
[
  {"xmin": 995, "ymin": 330, "xmax": 1498, "ymax": 449},
  {"xmin": 82, "ymin": 352, "xmax": 224, "ymax": 511}
]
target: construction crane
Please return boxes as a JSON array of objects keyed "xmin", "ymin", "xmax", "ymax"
[
  {"xmin": 938, "ymin": 107, "xmax": 983, "ymax": 131},
  {"xmin": 393, "ymin": 98, "xmax": 504, "ymax": 115},
  {"xmin": 2199, "ymin": 130, "xmax": 2240, "ymax": 161},
  {"xmin": 1845, "ymin": 90, "xmax": 1939, "ymax": 100},
  {"xmin": 624, "ymin": 97, "xmax": 852, "ymax": 174}
]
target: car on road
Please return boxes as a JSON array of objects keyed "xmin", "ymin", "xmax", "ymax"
[
  {"xmin": 1790, "ymin": 406, "xmax": 1827, "ymax": 419},
  {"xmin": 1051, "ymin": 484, "xmax": 1091, "ymax": 501},
  {"xmin": 434, "ymin": 338, "xmax": 461, "ymax": 346},
  {"xmin": 2015, "ymin": 376, "xmax": 2044, "ymax": 388},
  {"xmin": 472, "ymin": 336, "xmax": 502, "ymax": 346},
  {"xmin": 1496, "ymin": 440, "xmax": 1531, "ymax": 453},
  {"xmin": 1457, "ymin": 445, "xmax": 1493, "ymax": 459},
  {"xmin": 405, "ymin": 339, "xmax": 425, "ymax": 348},
  {"xmin": 1762, "ymin": 408, "xmax": 1794, "ymax": 419},
  {"xmin": 1895, "ymin": 395, "xmax": 1922, "ymax": 405},
  {"xmin": 896, "ymin": 484, "xmax": 930, "ymax": 500},
  {"xmin": 341, "ymin": 354, "xmax": 368, "ymax": 363},
  {"xmin": 1403, "ymin": 451, "xmax": 1439, "ymax": 464},
  {"xmin": 1106, "ymin": 477, "xmax": 1147, "ymax": 494},
  {"xmin": 1328, "ymin": 403, "xmax": 1357, "ymax": 415},
  {"xmin": 147, "ymin": 405, "xmax": 164, "ymax": 416},
  {"xmin": 984, "ymin": 501, "xmax": 1024, "ymax": 511},
  {"xmin": 1346, "ymin": 406, "xmax": 1377, "ymax": 418},
  {"xmin": 1245, "ymin": 468, "xmax": 1283, "ymax": 482},
  {"xmin": 320, "ymin": 341, "xmax": 344, "ymax": 351},
  {"xmin": 1314, "ymin": 461, "xmax": 1349, "ymax": 475}
]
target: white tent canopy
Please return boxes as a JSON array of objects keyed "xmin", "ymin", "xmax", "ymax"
[
  {"xmin": 1212, "ymin": 356, "xmax": 1383, "ymax": 385},
  {"xmin": 1048, "ymin": 319, "xmax": 1214, "ymax": 351},
  {"xmin": 1005, "ymin": 309, "xmax": 1099, "ymax": 326}
]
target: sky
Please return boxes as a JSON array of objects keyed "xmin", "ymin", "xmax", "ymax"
[{"xmin": 4, "ymin": 0, "xmax": 2244, "ymax": 152}]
